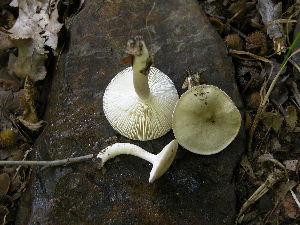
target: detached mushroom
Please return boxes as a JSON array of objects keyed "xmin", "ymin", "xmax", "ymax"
[
  {"xmin": 97, "ymin": 140, "xmax": 178, "ymax": 183},
  {"xmin": 103, "ymin": 36, "xmax": 178, "ymax": 141},
  {"xmin": 172, "ymin": 85, "xmax": 241, "ymax": 155}
]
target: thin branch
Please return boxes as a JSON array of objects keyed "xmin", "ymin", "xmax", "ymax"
[
  {"xmin": 230, "ymin": 50, "xmax": 273, "ymax": 63},
  {"xmin": 0, "ymin": 154, "xmax": 95, "ymax": 167}
]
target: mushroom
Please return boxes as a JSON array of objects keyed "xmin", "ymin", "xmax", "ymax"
[
  {"xmin": 103, "ymin": 36, "xmax": 178, "ymax": 141},
  {"xmin": 172, "ymin": 85, "xmax": 241, "ymax": 155},
  {"xmin": 97, "ymin": 140, "xmax": 178, "ymax": 183}
]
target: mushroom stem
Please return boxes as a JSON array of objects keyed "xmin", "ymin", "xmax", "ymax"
[
  {"xmin": 97, "ymin": 140, "xmax": 178, "ymax": 183},
  {"xmin": 132, "ymin": 41, "xmax": 152, "ymax": 100},
  {"xmin": 98, "ymin": 143, "xmax": 156, "ymax": 166}
]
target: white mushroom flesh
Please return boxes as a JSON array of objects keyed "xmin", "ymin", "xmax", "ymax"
[{"xmin": 97, "ymin": 140, "xmax": 178, "ymax": 183}]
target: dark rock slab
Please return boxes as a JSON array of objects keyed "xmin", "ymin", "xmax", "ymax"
[{"xmin": 17, "ymin": 0, "xmax": 245, "ymax": 224}]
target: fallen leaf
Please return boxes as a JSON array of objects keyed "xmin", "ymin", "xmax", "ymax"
[
  {"xmin": 2, "ymin": 0, "xmax": 63, "ymax": 81},
  {"xmin": 262, "ymin": 110, "xmax": 284, "ymax": 133},
  {"xmin": 8, "ymin": 0, "xmax": 62, "ymax": 51},
  {"xmin": 285, "ymin": 105, "xmax": 298, "ymax": 129},
  {"xmin": 0, "ymin": 174, "xmax": 10, "ymax": 194},
  {"xmin": 18, "ymin": 76, "xmax": 41, "ymax": 130},
  {"xmin": 283, "ymin": 160, "xmax": 299, "ymax": 171},
  {"xmin": 257, "ymin": 0, "xmax": 285, "ymax": 53}
]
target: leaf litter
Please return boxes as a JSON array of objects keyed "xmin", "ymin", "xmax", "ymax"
[
  {"xmin": 0, "ymin": 0, "xmax": 84, "ymax": 224},
  {"xmin": 0, "ymin": 0, "xmax": 299, "ymax": 224},
  {"xmin": 203, "ymin": 0, "xmax": 300, "ymax": 224}
]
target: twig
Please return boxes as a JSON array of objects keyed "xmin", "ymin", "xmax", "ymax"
[
  {"xmin": 265, "ymin": 19, "xmax": 298, "ymax": 27},
  {"xmin": 230, "ymin": 50, "xmax": 273, "ymax": 63},
  {"xmin": 236, "ymin": 170, "xmax": 284, "ymax": 224},
  {"xmin": 12, "ymin": 147, "xmax": 32, "ymax": 182},
  {"xmin": 0, "ymin": 154, "xmax": 95, "ymax": 167}
]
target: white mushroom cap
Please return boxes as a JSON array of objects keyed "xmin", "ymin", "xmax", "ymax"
[
  {"xmin": 149, "ymin": 139, "xmax": 178, "ymax": 183},
  {"xmin": 172, "ymin": 85, "xmax": 241, "ymax": 155},
  {"xmin": 103, "ymin": 67, "xmax": 178, "ymax": 141}
]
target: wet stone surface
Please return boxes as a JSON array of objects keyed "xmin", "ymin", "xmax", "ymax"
[{"xmin": 17, "ymin": 0, "xmax": 245, "ymax": 224}]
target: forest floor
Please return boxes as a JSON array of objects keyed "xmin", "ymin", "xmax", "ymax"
[{"xmin": 0, "ymin": 0, "xmax": 299, "ymax": 224}]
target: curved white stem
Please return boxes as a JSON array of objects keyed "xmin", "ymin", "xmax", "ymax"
[
  {"xmin": 97, "ymin": 140, "xmax": 178, "ymax": 183},
  {"xmin": 97, "ymin": 143, "xmax": 155, "ymax": 167},
  {"xmin": 132, "ymin": 41, "xmax": 151, "ymax": 100}
]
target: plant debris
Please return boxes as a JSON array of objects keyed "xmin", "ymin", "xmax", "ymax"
[{"xmin": 203, "ymin": 0, "xmax": 300, "ymax": 224}]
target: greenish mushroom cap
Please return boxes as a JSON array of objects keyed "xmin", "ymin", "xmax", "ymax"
[{"xmin": 172, "ymin": 85, "xmax": 241, "ymax": 155}]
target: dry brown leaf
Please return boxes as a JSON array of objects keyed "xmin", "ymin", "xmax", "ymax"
[
  {"xmin": 0, "ymin": 174, "xmax": 10, "ymax": 195},
  {"xmin": 19, "ymin": 76, "xmax": 38, "ymax": 123},
  {"xmin": 17, "ymin": 76, "xmax": 45, "ymax": 131},
  {"xmin": 285, "ymin": 105, "xmax": 298, "ymax": 129}
]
